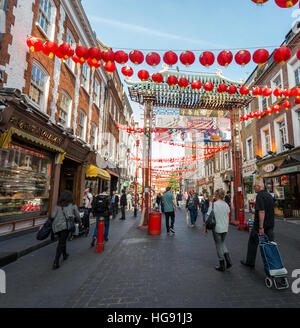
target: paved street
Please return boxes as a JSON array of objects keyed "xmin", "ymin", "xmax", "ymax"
[{"xmin": 0, "ymin": 208, "xmax": 300, "ymax": 308}]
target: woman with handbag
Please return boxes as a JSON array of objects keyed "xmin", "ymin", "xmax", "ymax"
[
  {"xmin": 204, "ymin": 189, "xmax": 232, "ymax": 272},
  {"xmin": 51, "ymin": 190, "xmax": 81, "ymax": 269}
]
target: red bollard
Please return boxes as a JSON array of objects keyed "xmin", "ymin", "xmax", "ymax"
[{"xmin": 95, "ymin": 217, "xmax": 104, "ymax": 253}]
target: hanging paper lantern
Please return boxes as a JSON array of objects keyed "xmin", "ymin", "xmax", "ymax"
[
  {"xmin": 273, "ymin": 87, "xmax": 283, "ymax": 98},
  {"xmin": 272, "ymin": 104, "xmax": 281, "ymax": 114},
  {"xmin": 178, "ymin": 77, "xmax": 190, "ymax": 89},
  {"xmin": 273, "ymin": 47, "xmax": 291, "ymax": 65},
  {"xmin": 227, "ymin": 85, "xmax": 238, "ymax": 95},
  {"xmin": 241, "ymin": 114, "xmax": 249, "ymax": 121},
  {"xmin": 282, "ymin": 88, "xmax": 293, "ymax": 98},
  {"xmin": 102, "ymin": 49, "xmax": 115, "ymax": 63},
  {"xmin": 146, "ymin": 52, "xmax": 161, "ymax": 66},
  {"xmin": 88, "ymin": 47, "xmax": 102, "ymax": 63},
  {"xmin": 295, "ymin": 97, "xmax": 300, "ymax": 105},
  {"xmin": 217, "ymin": 50, "xmax": 233, "ymax": 66},
  {"xmin": 87, "ymin": 58, "xmax": 101, "ymax": 70},
  {"xmin": 217, "ymin": 83, "xmax": 228, "ymax": 93},
  {"xmin": 282, "ymin": 100, "xmax": 292, "ymax": 110},
  {"xmin": 275, "ymin": 0, "xmax": 298, "ymax": 8},
  {"xmin": 26, "ymin": 37, "xmax": 43, "ymax": 52},
  {"xmin": 152, "ymin": 72, "xmax": 164, "ymax": 84},
  {"xmin": 248, "ymin": 111, "xmax": 256, "ymax": 119},
  {"xmin": 265, "ymin": 107, "xmax": 273, "ymax": 116},
  {"xmin": 103, "ymin": 61, "xmax": 116, "ymax": 73},
  {"xmin": 114, "ymin": 50, "xmax": 128, "ymax": 64},
  {"xmin": 293, "ymin": 88, "xmax": 300, "ymax": 98},
  {"xmin": 235, "ymin": 50, "xmax": 251, "ymax": 66},
  {"xmin": 199, "ymin": 51, "xmax": 215, "ymax": 67},
  {"xmin": 191, "ymin": 80, "xmax": 202, "ymax": 91},
  {"xmin": 75, "ymin": 46, "xmax": 89, "ymax": 62},
  {"xmin": 121, "ymin": 65, "xmax": 134, "ymax": 78},
  {"xmin": 55, "ymin": 47, "xmax": 65, "ymax": 60},
  {"xmin": 163, "ymin": 51, "xmax": 178, "ymax": 66},
  {"xmin": 240, "ymin": 86, "xmax": 250, "ymax": 96},
  {"xmin": 58, "ymin": 44, "xmax": 74, "ymax": 60},
  {"xmin": 138, "ymin": 70, "xmax": 150, "ymax": 81},
  {"xmin": 255, "ymin": 111, "xmax": 264, "ymax": 119},
  {"xmin": 263, "ymin": 87, "xmax": 272, "ymax": 98},
  {"xmin": 251, "ymin": 0, "xmax": 270, "ymax": 4},
  {"xmin": 72, "ymin": 54, "xmax": 84, "ymax": 66},
  {"xmin": 180, "ymin": 51, "xmax": 195, "ymax": 66},
  {"xmin": 252, "ymin": 49, "xmax": 269, "ymax": 66},
  {"xmin": 167, "ymin": 75, "xmax": 178, "ymax": 86},
  {"xmin": 297, "ymin": 49, "xmax": 300, "ymax": 60},
  {"xmin": 129, "ymin": 50, "xmax": 144, "ymax": 65},
  {"xmin": 203, "ymin": 82, "xmax": 214, "ymax": 93},
  {"xmin": 282, "ymin": 175, "xmax": 287, "ymax": 182},
  {"xmin": 43, "ymin": 41, "xmax": 58, "ymax": 58},
  {"xmin": 252, "ymin": 86, "xmax": 263, "ymax": 97}
]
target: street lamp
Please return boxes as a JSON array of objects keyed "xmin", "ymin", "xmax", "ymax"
[{"xmin": 134, "ymin": 139, "xmax": 140, "ymax": 217}]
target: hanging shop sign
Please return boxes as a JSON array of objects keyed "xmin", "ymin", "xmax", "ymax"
[
  {"xmin": 280, "ymin": 165, "xmax": 300, "ymax": 174},
  {"xmin": 263, "ymin": 163, "xmax": 276, "ymax": 173}
]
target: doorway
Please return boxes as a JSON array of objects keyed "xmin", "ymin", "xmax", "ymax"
[{"xmin": 59, "ymin": 158, "xmax": 80, "ymax": 199}]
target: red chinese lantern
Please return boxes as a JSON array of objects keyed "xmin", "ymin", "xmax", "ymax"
[
  {"xmin": 58, "ymin": 44, "xmax": 74, "ymax": 60},
  {"xmin": 180, "ymin": 51, "xmax": 195, "ymax": 66},
  {"xmin": 282, "ymin": 88, "xmax": 293, "ymax": 98},
  {"xmin": 102, "ymin": 49, "xmax": 115, "ymax": 63},
  {"xmin": 103, "ymin": 61, "xmax": 116, "ymax": 73},
  {"xmin": 275, "ymin": 0, "xmax": 298, "ymax": 8},
  {"xmin": 72, "ymin": 54, "xmax": 85, "ymax": 66},
  {"xmin": 282, "ymin": 175, "xmax": 287, "ymax": 182},
  {"xmin": 251, "ymin": 0, "xmax": 270, "ymax": 4},
  {"xmin": 263, "ymin": 87, "xmax": 272, "ymax": 98},
  {"xmin": 152, "ymin": 73, "xmax": 163, "ymax": 84},
  {"xmin": 227, "ymin": 85, "xmax": 238, "ymax": 95},
  {"xmin": 129, "ymin": 50, "xmax": 144, "ymax": 65},
  {"xmin": 282, "ymin": 100, "xmax": 292, "ymax": 110},
  {"xmin": 138, "ymin": 70, "xmax": 150, "ymax": 81},
  {"xmin": 273, "ymin": 87, "xmax": 283, "ymax": 98},
  {"xmin": 43, "ymin": 41, "xmax": 58, "ymax": 58},
  {"xmin": 26, "ymin": 37, "xmax": 43, "ymax": 52},
  {"xmin": 167, "ymin": 75, "xmax": 178, "ymax": 86},
  {"xmin": 295, "ymin": 98, "xmax": 300, "ymax": 105},
  {"xmin": 191, "ymin": 80, "xmax": 202, "ymax": 91},
  {"xmin": 163, "ymin": 51, "xmax": 178, "ymax": 66},
  {"xmin": 273, "ymin": 47, "xmax": 291, "ymax": 65},
  {"xmin": 248, "ymin": 111, "xmax": 256, "ymax": 119},
  {"xmin": 255, "ymin": 111, "xmax": 264, "ymax": 119},
  {"xmin": 265, "ymin": 107, "xmax": 273, "ymax": 116},
  {"xmin": 75, "ymin": 46, "xmax": 89, "ymax": 61},
  {"xmin": 87, "ymin": 58, "xmax": 101, "ymax": 70},
  {"xmin": 178, "ymin": 77, "xmax": 190, "ymax": 89},
  {"xmin": 217, "ymin": 83, "xmax": 227, "ymax": 93},
  {"xmin": 199, "ymin": 51, "xmax": 215, "ymax": 67},
  {"xmin": 293, "ymin": 88, "xmax": 300, "ymax": 98},
  {"xmin": 297, "ymin": 49, "xmax": 300, "ymax": 60},
  {"xmin": 121, "ymin": 65, "xmax": 134, "ymax": 78},
  {"xmin": 114, "ymin": 50, "xmax": 128, "ymax": 64},
  {"xmin": 252, "ymin": 49, "xmax": 269, "ymax": 66},
  {"xmin": 252, "ymin": 86, "xmax": 263, "ymax": 97},
  {"xmin": 146, "ymin": 52, "xmax": 161, "ymax": 66},
  {"xmin": 217, "ymin": 50, "xmax": 233, "ymax": 66},
  {"xmin": 240, "ymin": 86, "xmax": 250, "ymax": 96},
  {"xmin": 235, "ymin": 50, "xmax": 251, "ymax": 66},
  {"xmin": 273, "ymin": 104, "xmax": 281, "ymax": 114},
  {"xmin": 203, "ymin": 82, "xmax": 214, "ymax": 93},
  {"xmin": 241, "ymin": 114, "xmax": 249, "ymax": 121}
]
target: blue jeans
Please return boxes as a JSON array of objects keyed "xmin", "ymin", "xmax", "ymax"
[
  {"xmin": 93, "ymin": 216, "xmax": 110, "ymax": 241},
  {"xmin": 190, "ymin": 209, "xmax": 198, "ymax": 225},
  {"xmin": 202, "ymin": 211, "xmax": 208, "ymax": 224}
]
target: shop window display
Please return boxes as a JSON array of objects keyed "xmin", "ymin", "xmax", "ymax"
[{"xmin": 0, "ymin": 144, "xmax": 52, "ymax": 223}]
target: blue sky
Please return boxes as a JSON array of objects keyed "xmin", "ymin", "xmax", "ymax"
[{"xmin": 81, "ymin": 0, "xmax": 299, "ymax": 158}]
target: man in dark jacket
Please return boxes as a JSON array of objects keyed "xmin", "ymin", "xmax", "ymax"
[
  {"xmin": 119, "ymin": 189, "xmax": 127, "ymax": 220},
  {"xmin": 111, "ymin": 191, "xmax": 119, "ymax": 218},
  {"xmin": 91, "ymin": 186, "xmax": 112, "ymax": 246},
  {"xmin": 186, "ymin": 190, "xmax": 200, "ymax": 227},
  {"xmin": 201, "ymin": 192, "xmax": 210, "ymax": 224}
]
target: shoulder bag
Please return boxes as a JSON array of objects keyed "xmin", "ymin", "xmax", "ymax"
[
  {"xmin": 205, "ymin": 202, "xmax": 216, "ymax": 230},
  {"xmin": 62, "ymin": 206, "xmax": 75, "ymax": 232}
]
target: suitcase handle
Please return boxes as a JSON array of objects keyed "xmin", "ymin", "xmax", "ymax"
[{"xmin": 258, "ymin": 234, "xmax": 269, "ymax": 244}]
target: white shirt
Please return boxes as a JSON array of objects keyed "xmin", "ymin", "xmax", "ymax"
[
  {"xmin": 207, "ymin": 200, "xmax": 230, "ymax": 233},
  {"xmin": 85, "ymin": 192, "xmax": 93, "ymax": 209}
]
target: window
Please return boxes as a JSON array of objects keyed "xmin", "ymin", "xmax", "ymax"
[
  {"xmin": 279, "ymin": 120, "xmax": 287, "ymax": 152},
  {"xmin": 274, "ymin": 116, "xmax": 288, "ymax": 153},
  {"xmin": 295, "ymin": 67, "xmax": 300, "ymax": 86},
  {"xmin": 78, "ymin": 110, "xmax": 87, "ymax": 140},
  {"xmin": 81, "ymin": 62, "xmax": 89, "ymax": 91},
  {"xmin": 29, "ymin": 63, "xmax": 48, "ymax": 110},
  {"xmin": 38, "ymin": 0, "xmax": 53, "ymax": 37},
  {"xmin": 262, "ymin": 97, "xmax": 268, "ymax": 109},
  {"xmin": 271, "ymin": 71, "xmax": 283, "ymax": 103},
  {"xmin": 65, "ymin": 30, "xmax": 75, "ymax": 73},
  {"xmin": 244, "ymin": 104, "xmax": 251, "ymax": 127},
  {"xmin": 224, "ymin": 152, "xmax": 229, "ymax": 169},
  {"xmin": 261, "ymin": 126, "xmax": 271, "ymax": 156},
  {"xmin": 215, "ymin": 157, "xmax": 219, "ymax": 171},
  {"xmin": 91, "ymin": 123, "xmax": 97, "ymax": 148},
  {"xmin": 94, "ymin": 79, "xmax": 100, "ymax": 106},
  {"xmin": 59, "ymin": 92, "xmax": 71, "ymax": 127},
  {"xmin": 220, "ymin": 151, "xmax": 223, "ymax": 170},
  {"xmin": 246, "ymin": 137, "xmax": 253, "ymax": 160}
]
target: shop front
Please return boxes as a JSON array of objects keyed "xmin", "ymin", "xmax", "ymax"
[
  {"xmin": 85, "ymin": 164, "xmax": 111, "ymax": 195},
  {"xmin": 243, "ymin": 161, "xmax": 256, "ymax": 212}
]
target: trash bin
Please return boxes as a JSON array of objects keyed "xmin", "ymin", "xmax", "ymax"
[{"xmin": 148, "ymin": 212, "xmax": 162, "ymax": 235}]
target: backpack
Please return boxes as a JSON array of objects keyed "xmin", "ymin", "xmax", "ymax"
[
  {"xmin": 92, "ymin": 194, "xmax": 110, "ymax": 215},
  {"xmin": 187, "ymin": 196, "xmax": 194, "ymax": 210}
]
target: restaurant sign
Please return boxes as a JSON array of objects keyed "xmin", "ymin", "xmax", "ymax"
[
  {"xmin": 263, "ymin": 164, "xmax": 276, "ymax": 173},
  {"xmin": 281, "ymin": 165, "xmax": 300, "ymax": 174}
]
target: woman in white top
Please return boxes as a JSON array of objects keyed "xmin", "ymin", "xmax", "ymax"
[{"xmin": 204, "ymin": 189, "xmax": 232, "ymax": 272}]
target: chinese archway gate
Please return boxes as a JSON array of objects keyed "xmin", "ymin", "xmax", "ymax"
[{"xmin": 126, "ymin": 67, "xmax": 253, "ymax": 230}]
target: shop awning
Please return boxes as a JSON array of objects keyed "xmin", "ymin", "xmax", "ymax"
[
  {"xmin": 86, "ymin": 164, "xmax": 111, "ymax": 180},
  {"xmin": 0, "ymin": 127, "xmax": 66, "ymax": 163}
]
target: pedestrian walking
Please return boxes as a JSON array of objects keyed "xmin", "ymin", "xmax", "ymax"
[
  {"xmin": 51, "ymin": 190, "xmax": 81, "ymax": 269},
  {"xmin": 240, "ymin": 177, "xmax": 275, "ymax": 268},
  {"xmin": 201, "ymin": 192, "xmax": 210, "ymax": 225},
  {"xmin": 186, "ymin": 190, "xmax": 200, "ymax": 227},
  {"xmin": 127, "ymin": 192, "xmax": 133, "ymax": 211},
  {"xmin": 204, "ymin": 189, "xmax": 231, "ymax": 272},
  {"xmin": 176, "ymin": 192, "xmax": 182, "ymax": 207},
  {"xmin": 119, "ymin": 189, "xmax": 127, "ymax": 220},
  {"xmin": 83, "ymin": 187, "xmax": 93, "ymax": 231},
  {"xmin": 156, "ymin": 193, "xmax": 162, "ymax": 212},
  {"xmin": 91, "ymin": 186, "xmax": 112, "ymax": 246},
  {"xmin": 162, "ymin": 186, "xmax": 177, "ymax": 235},
  {"xmin": 111, "ymin": 190, "xmax": 119, "ymax": 218}
]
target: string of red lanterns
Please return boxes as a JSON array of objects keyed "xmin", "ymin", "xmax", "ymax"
[{"xmin": 251, "ymin": 0, "xmax": 299, "ymax": 8}]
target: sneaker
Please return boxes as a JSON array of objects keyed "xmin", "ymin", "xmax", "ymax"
[
  {"xmin": 167, "ymin": 231, "xmax": 171, "ymax": 235},
  {"xmin": 170, "ymin": 228, "xmax": 175, "ymax": 233}
]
